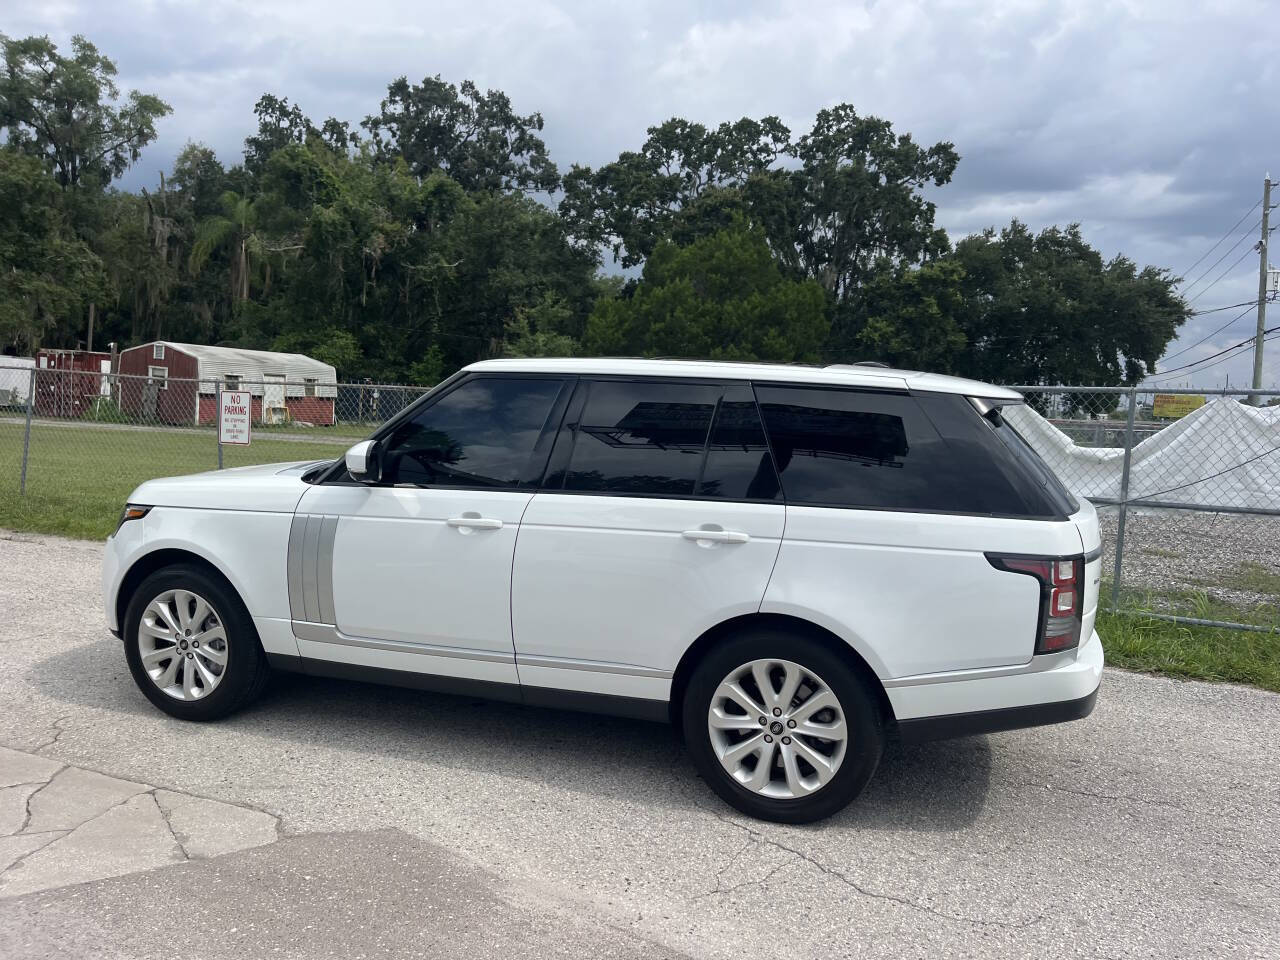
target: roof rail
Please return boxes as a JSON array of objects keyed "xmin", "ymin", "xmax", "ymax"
[{"xmin": 826, "ymin": 361, "xmax": 890, "ymax": 369}]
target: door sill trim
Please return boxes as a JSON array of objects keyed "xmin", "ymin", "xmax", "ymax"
[{"xmin": 268, "ymin": 653, "xmax": 669, "ymax": 723}]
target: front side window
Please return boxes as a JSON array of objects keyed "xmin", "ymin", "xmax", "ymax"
[
  {"xmin": 379, "ymin": 377, "xmax": 564, "ymax": 488},
  {"xmin": 560, "ymin": 380, "xmax": 720, "ymax": 496}
]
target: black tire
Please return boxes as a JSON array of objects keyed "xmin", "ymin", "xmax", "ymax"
[
  {"xmin": 122, "ymin": 564, "xmax": 271, "ymax": 721},
  {"xmin": 682, "ymin": 628, "xmax": 883, "ymax": 824}
]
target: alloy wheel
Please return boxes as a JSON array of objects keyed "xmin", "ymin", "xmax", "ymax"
[
  {"xmin": 137, "ymin": 589, "xmax": 229, "ymax": 701},
  {"xmin": 707, "ymin": 658, "xmax": 848, "ymax": 799}
]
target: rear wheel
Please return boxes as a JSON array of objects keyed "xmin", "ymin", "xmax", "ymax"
[
  {"xmin": 682, "ymin": 629, "xmax": 883, "ymax": 823},
  {"xmin": 123, "ymin": 564, "xmax": 270, "ymax": 721}
]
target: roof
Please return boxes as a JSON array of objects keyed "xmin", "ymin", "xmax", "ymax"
[
  {"xmin": 127, "ymin": 341, "xmax": 336, "ymax": 376},
  {"xmin": 463, "ymin": 358, "xmax": 1022, "ymax": 400}
]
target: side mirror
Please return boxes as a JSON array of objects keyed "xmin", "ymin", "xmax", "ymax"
[{"xmin": 345, "ymin": 439, "xmax": 382, "ymax": 484}]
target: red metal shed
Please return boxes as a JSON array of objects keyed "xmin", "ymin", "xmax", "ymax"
[
  {"xmin": 33, "ymin": 349, "xmax": 113, "ymax": 418},
  {"xmin": 117, "ymin": 342, "xmax": 337, "ymax": 426}
]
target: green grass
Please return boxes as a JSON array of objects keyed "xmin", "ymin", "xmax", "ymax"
[
  {"xmin": 1221, "ymin": 562, "xmax": 1280, "ymax": 598},
  {"xmin": 0, "ymin": 420, "xmax": 347, "ymax": 539},
  {"xmin": 1098, "ymin": 609, "xmax": 1280, "ymax": 693},
  {"xmin": 1110, "ymin": 582, "xmax": 1280, "ymax": 631}
]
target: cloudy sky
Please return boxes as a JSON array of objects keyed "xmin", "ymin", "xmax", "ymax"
[{"xmin": 10, "ymin": 1, "xmax": 1279, "ymax": 387}]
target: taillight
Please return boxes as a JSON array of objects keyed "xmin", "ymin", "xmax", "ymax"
[{"xmin": 986, "ymin": 554, "xmax": 1084, "ymax": 654}]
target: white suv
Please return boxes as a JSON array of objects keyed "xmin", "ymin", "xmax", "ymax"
[{"xmin": 103, "ymin": 358, "xmax": 1103, "ymax": 823}]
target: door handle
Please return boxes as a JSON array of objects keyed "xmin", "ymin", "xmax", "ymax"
[
  {"xmin": 446, "ymin": 516, "xmax": 503, "ymax": 530},
  {"xmin": 682, "ymin": 529, "xmax": 749, "ymax": 544}
]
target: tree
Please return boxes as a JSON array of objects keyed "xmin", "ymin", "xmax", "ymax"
[
  {"xmin": 0, "ymin": 34, "xmax": 171, "ymax": 189},
  {"xmin": 362, "ymin": 76, "xmax": 558, "ymax": 193},
  {"xmin": 950, "ymin": 220, "xmax": 1188, "ymax": 386},
  {"xmin": 837, "ymin": 260, "xmax": 969, "ymax": 370},
  {"xmin": 189, "ymin": 191, "xmax": 270, "ymax": 303},
  {"xmin": 0, "ymin": 151, "xmax": 102, "ymax": 351},
  {"xmin": 582, "ymin": 223, "xmax": 828, "ymax": 363},
  {"xmin": 750, "ymin": 105, "xmax": 957, "ymax": 299},
  {"xmin": 560, "ymin": 116, "xmax": 789, "ymax": 266},
  {"xmin": 243, "ymin": 94, "xmax": 357, "ymax": 175}
]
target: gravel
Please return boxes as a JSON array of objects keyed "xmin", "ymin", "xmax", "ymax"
[{"xmin": 1095, "ymin": 506, "xmax": 1280, "ymax": 611}]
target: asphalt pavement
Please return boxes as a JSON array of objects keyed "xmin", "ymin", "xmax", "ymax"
[{"xmin": 0, "ymin": 530, "xmax": 1277, "ymax": 958}]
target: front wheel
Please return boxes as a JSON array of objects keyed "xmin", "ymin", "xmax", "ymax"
[
  {"xmin": 122, "ymin": 564, "xmax": 270, "ymax": 721},
  {"xmin": 682, "ymin": 630, "xmax": 883, "ymax": 823}
]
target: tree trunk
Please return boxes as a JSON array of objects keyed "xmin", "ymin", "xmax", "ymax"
[{"xmin": 86, "ymin": 302, "xmax": 95, "ymax": 352}]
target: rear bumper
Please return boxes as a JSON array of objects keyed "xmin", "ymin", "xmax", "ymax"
[
  {"xmin": 897, "ymin": 684, "xmax": 1098, "ymax": 743},
  {"xmin": 889, "ymin": 628, "xmax": 1104, "ymax": 743}
]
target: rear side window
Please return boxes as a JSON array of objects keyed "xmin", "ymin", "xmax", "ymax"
[
  {"xmin": 380, "ymin": 377, "xmax": 564, "ymax": 488},
  {"xmin": 754, "ymin": 386, "xmax": 1064, "ymax": 516},
  {"xmin": 561, "ymin": 380, "xmax": 719, "ymax": 495},
  {"xmin": 699, "ymin": 384, "xmax": 781, "ymax": 501}
]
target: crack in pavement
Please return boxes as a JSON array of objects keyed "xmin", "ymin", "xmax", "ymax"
[
  {"xmin": 0, "ymin": 830, "xmax": 69, "ymax": 875},
  {"xmin": 6, "ymin": 778, "xmax": 151, "ymax": 883},
  {"xmin": 150, "ymin": 792, "xmax": 191, "ymax": 861},
  {"xmin": 31, "ymin": 716, "xmax": 72, "ymax": 754},
  {"xmin": 1, "ymin": 740, "xmax": 290, "ymax": 841},
  {"xmin": 1018, "ymin": 779, "xmax": 1198, "ymax": 814},
  {"xmin": 15, "ymin": 768, "xmax": 67, "ymax": 835},
  {"xmin": 688, "ymin": 792, "xmax": 1045, "ymax": 930}
]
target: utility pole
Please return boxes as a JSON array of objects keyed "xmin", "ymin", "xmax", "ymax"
[{"xmin": 1252, "ymin": 174, "xmax": 1272, "ymax": 403}]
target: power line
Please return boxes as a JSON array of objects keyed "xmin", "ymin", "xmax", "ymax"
[
  {"xmin": 1158, "ymin": 304, "xmax": 1255, "ymax": 366},
  {"xmin": 1180, "ymin": 216, "xmax": 1261, "ymax": 296},
  {"xmin": 1186, "ymin": 243, "xmax": 1261, "ymax": 305},
  {"xmin": 1188, "ymin": 298, "xmax": 1260, "ymax": 317},
  {"xmin": 1145, "ymin": 325, "xmax": 1280, "ymax": 380},
  {"xmin": 1178, "ymin": 198, "xmax": 1261, "ymax": 281}
]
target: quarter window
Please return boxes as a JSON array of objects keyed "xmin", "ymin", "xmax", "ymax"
[
  {"xmin": 380, "ymin": 377, "xmax": 565, "ymax": 488},
  {"xmin": 561, "ymin": 380, "xmax": 719, "ymax": 496},
  {"xmin": 755, "ymin": 386, "xmax": 998, "ymax": 513}
]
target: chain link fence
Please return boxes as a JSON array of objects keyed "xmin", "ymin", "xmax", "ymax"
[
  {"xmin": 1007, "ymin": 385, "xmax": 1280, "ymax": 633},
  {"xmin": 0, "ymin": 365, "xmax": 429, "ymax": 537},
  {"xmin": 4, "ymin": 364, "xmax": 1279, "ymax": 631}
]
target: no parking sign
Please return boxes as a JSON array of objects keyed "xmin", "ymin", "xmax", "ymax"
[{"xmin": 218, "ymin": 389, "xmax": 252, "ymax": 445}]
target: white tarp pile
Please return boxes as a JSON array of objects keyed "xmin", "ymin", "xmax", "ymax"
[{"xmin": 1004, "ymin": 397, "xmax": 1280, "ymax": 510}]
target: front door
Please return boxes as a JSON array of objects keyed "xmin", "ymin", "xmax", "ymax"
[{"xmin": 292, "ymin": 374, "xmax": 569, "ymax": 686}]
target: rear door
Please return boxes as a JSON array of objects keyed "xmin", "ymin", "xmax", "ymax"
[
  {"xmin": 756, "ymin": 386, "xmax": 1084, "ymax": 680},
  {"xmin": 511, "ymin": 379, "xmax": 785, "ymax": 699}
]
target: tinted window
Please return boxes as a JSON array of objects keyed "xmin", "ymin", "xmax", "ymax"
[
  {"xmin": 698, "ymin": 385, "xmax": 780, "ymax": 501},
  {"xmin": 562, "ymin": 380, "xmax": 718, "ymax": 495},
  {"xmin": 982, "ymin": 406, "xmax": 1078, "ymax": 515},
  {"xmin": 381, "ymin": 377, "xmax": 564, "ymax": 488},
  {"xmin": 756, "ymin": 386, "xmax": 1059, "ymax": 515}
]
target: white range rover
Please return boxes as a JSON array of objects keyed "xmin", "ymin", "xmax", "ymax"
[{"xmin": 103, "ymin": 358, "xmax": 1103, "ymax": 822}]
